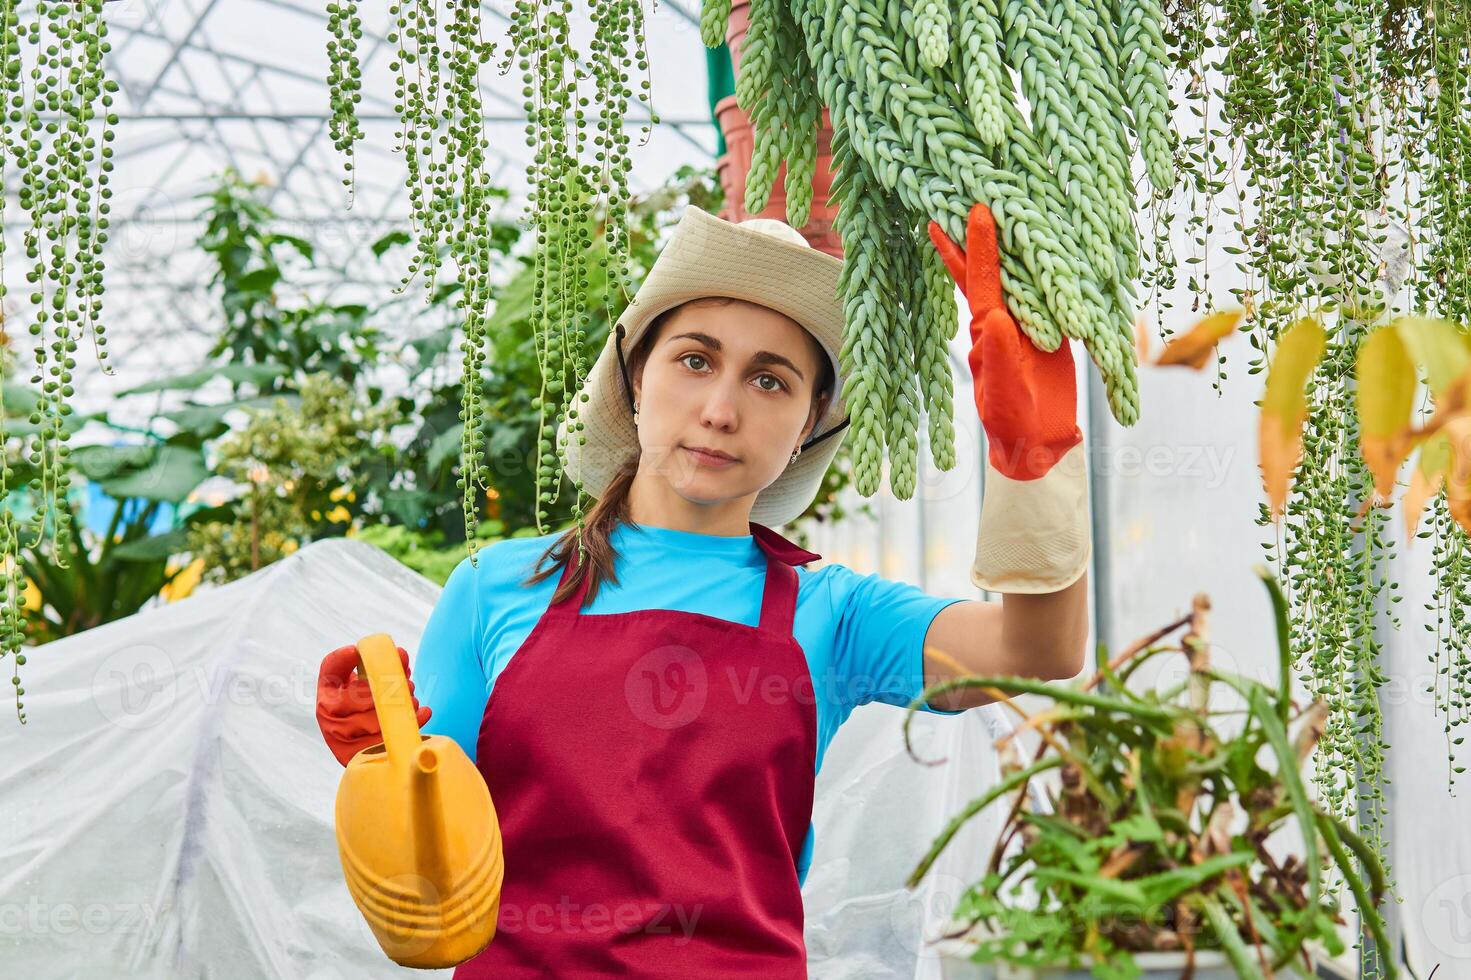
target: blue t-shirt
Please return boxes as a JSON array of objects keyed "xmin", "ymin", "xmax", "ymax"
[{"xmin": 414, "ymin": 520, "xmax": 969, "ymax": 887}]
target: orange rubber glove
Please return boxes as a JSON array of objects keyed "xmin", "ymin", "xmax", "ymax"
[
  {"xmin": 928, "ymin": 202, "xmax": 1091, "ymax": 593},
  {"xmin": 316, "ymin": 643, "xmax": 432, "ymax": 767},
  {"xmin": 928, "ymin": 201, "xmax": 1083, "ymax": 480}
]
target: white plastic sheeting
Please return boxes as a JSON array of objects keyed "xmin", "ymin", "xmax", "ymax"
[
  {"xmin": 0, "ymin": 537, "xmax": 450, "ymax": 979},
  {"xmin": 803, "ymin": 697, "xmax": 1014, "ymax": 980},
  {"xmin": 0, "ymin": 536, "xmax": 1014, "ymax": 978}
]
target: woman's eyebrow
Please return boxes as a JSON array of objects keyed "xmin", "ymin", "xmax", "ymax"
[{"xmin": 667, "ymin": 330, "xmax": 806, "ymax": 381}]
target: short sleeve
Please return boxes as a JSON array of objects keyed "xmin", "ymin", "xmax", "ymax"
[
  {"xmin": 826, "ymin": 563, "xmax": 970, "ymax": 715},
  {"xmin": 415, "ymin": 550, "xmax": 489, "ymax": 763}
]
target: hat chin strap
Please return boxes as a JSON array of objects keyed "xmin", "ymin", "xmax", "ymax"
[{"xmin": 614, "ymin": 323, "xmax": 853, "ymax": 455}]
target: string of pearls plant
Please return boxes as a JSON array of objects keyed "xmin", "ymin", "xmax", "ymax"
[
  {"xmin": 0, "ymin": 0, "xmax": 119, "ymax": 722},
  {"xmin": 1398, "ymin": 0, "xmax": 1471, "ymax": 795},
  {"xmin": 1156, "ymin": 3, "xmax": 1470, "ymax": 976},
  {"xmin": 325, "ymin": 0, "xmax": 655, "ymax": 566}
]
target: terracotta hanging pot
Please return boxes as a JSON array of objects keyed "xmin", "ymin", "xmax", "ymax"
[{"xmin": 715, "ymin": 1, "xmax": 843, "ymax": 258}]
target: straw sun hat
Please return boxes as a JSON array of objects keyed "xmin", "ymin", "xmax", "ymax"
[{"xmin": 555, "ymin": 205, "xmax": 851, "ymax": 528}]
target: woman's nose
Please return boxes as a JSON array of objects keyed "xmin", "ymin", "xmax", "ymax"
[{"xmin": 698, "ymin": 380, "xmax": 741, "ymax": 429}]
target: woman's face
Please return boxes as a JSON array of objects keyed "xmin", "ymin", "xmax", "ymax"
[{"xmin": 631, "ymin": 297, "xmax": 829, "ymax": 511}]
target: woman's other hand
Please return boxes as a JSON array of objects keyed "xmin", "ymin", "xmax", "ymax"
[{"xmin": 315, "ymin": 643, "xmax": 432, "ymax": 767}]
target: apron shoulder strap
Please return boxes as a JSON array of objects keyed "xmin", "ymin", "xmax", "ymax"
[{"xmin": 750, "ymin": 522, "xmax": 817, "ymax": 636}]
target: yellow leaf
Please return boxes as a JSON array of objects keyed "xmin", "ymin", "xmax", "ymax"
[
  {"xmin": 1133, "ymin": 313, "xmax": 1150, "ymax": 363},
  {"xmin": 1259, "ymin": 317, "xmax": 1327, "ymax": 520},
  {"xmin": 1154, "ymin": 309, "xmax": 1245, "ymax": 370},
  {"xmin": 1392, "ymin": 315, "xmax": 1471, "ymax": 398},
  {"xmin": 1356, "ymin": 325, "xmax": 1418, "ymax": 500},
  {"xmin": 162, "ymin": 557, "xmax": 205, "ymax": 604},
  {"xmin": 1446, "ymin": 417, "xmax": 1471, "ymax": 537},
  {"xmin": 1404, "ymin": 431, "xmax": 1451, "ymax": 543}
]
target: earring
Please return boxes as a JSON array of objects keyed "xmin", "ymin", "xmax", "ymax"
[
  {"xmin": 633, "ymin": 402, "xmax": 639, "ymax": 427},
  {"xmin": 789, "ymin": 445, "xmax": 802, "ymax": 464}
]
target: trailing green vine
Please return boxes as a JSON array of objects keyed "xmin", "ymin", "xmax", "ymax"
[
  {"xmin": 0, "ymin": 0, "xmax": 120, "ymax": 722},
  {"xmin": 1157, "ymin": 3, "xmax": 1470, "ymax": 976},
  {"xmin": 1403, "ymin": 0, "xmax": 1471, "ymax": 793},
  {"xmin": 325, "ymin": 0, "xmax": 661, "ymax": 569},
  {"xmin": 325, "ymin": 0, "xmax": 365, "ymax": 204}
]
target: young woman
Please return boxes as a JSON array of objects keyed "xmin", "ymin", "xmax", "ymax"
[{"xmin": 316, "ymin": 204, "xmax": 1091, "ymax": 978}]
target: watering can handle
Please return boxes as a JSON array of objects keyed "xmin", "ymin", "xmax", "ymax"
[{"xmin": 354, "ymin": 633, "xmax": 424, "ymax": 770}]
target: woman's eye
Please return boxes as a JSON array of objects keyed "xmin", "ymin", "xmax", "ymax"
[{"xmin": 679, "ymin": 354, "xmax": 785, "ymax": 392}]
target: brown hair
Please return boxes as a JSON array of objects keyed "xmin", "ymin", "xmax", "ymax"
[{"xmin": 522, "ymin": 296, "xmax": 835, "ymax": 609}]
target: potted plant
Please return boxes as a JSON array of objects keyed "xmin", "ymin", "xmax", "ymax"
[
  {"xmin": 902, "ymin": 567, "xmax": 1396, "ymax": 980},
  {"xmin": 711, "ymin": 0, "xmax": 842, "ymax": 256}
]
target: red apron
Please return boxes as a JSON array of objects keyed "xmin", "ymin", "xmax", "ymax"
[{"xmin": 454, "ymin": 521, "xmax": 822, "ymax": 979}]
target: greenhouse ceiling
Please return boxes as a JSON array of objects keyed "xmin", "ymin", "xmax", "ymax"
[{"xmin": 21, "ymin": 0, "xmax": 721, "ymax": 423}]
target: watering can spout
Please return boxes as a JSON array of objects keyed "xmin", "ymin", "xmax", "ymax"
[
  {"xmin": 412, "ymin": 742, "xmax": 454, "ymax": 902},
  {"xmin": 334, "ymin": 632, "xmax": 503, "ymax": 968}
]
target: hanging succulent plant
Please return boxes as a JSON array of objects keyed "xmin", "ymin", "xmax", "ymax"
[
  {"xmin": 0, "ymin": 0, "xmax": 121, "ymax": 722},
  {"xmin": 325, "ymin": 0, "xmax": 365, "ymax": 204},
  {"xmin": 1157, "ymin": 4, "xmax": 1469, "ymax": 977},
  {"xmin": 705, "ymin": 0, "xmax": 1178, "ymax": 498},
  {"xmin": 325, "ymin": 0, "xmax": 657, "ymax": 559}
]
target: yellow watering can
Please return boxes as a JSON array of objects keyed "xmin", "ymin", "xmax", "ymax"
[{"xmin": 335, "ymin": 632, "xmax": 503, "ymax": 968}]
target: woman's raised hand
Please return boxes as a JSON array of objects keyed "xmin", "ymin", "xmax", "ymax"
[
  {"xmin": 928, "ymin": 201, "xmax": 1082, "ymax": 482},
  {"xmin": 315, "ymin": 643, "xmax": 433, "ymax": 767}
]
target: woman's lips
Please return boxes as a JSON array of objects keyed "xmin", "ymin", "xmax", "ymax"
[{"xmin": 683, "ymin": 446, "xmax": 739, "ymax": 468}]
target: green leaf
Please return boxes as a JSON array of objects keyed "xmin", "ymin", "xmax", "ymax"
[
  {"xmin": 1315, "ymin": 812, "xmax": 1397, "ymax": 979},
  {"xmin": 1133, "ymin": 850, "xmax": 1253, "ymax": 906},
  {"xmin": 238, "ymin": 266, "xmax": 282, "ymax": 293},
  {"xmin": 272, "ymin": 233, "xmax": 315, "ymax": 262},
  {"xmin": 1106, "ymin": 810, "xmax": 1164, "ymax": 844},
  {"xmin": 371, "ymin": 229, "xmax": 412, "ymax": 258},
  {"xmin": 428, "ymin": 421, "xmax": 465, "ymax": 474},
  {"xmin": 70, "ymin": 444, "xmax": 158, "ymax": 481},
  {"xmin": 1196, "ymin": 892, "xmax": 1266, "ymax": 979},
  {"xmin": 112, "ymin": 527, "xmax": 191, "ymax": 561},
  {"xmin": 94, "ymin": 444, "xmax": 210, "ymax": 503},
  {"xmin": 1254, "ymin": 565, "xmax": 1293, "ymax": 724},
  {"xmin": 1029, "ymin": 867, "xmax": 1148, "ymax": 906},
  {"xmin": 117, "ymin": 362, "xmax": 289, "ymax": 396},
  {"xmin": 491, "ymin": 259, "xmax": 537, "ymax": 328},
  {"xmin": 3, "ymin": 403, "xmax": 90, "ymax": 437}
]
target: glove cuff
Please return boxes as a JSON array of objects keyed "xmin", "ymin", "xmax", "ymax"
[{"xmin": 972, "ymin": 440, "xmax": 1091, "ymax": 594}]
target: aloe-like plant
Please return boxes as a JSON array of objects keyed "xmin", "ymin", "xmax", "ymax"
[{"xmin": 903, "ymin": 567, "xmax": 1396, "ymax": 980}]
